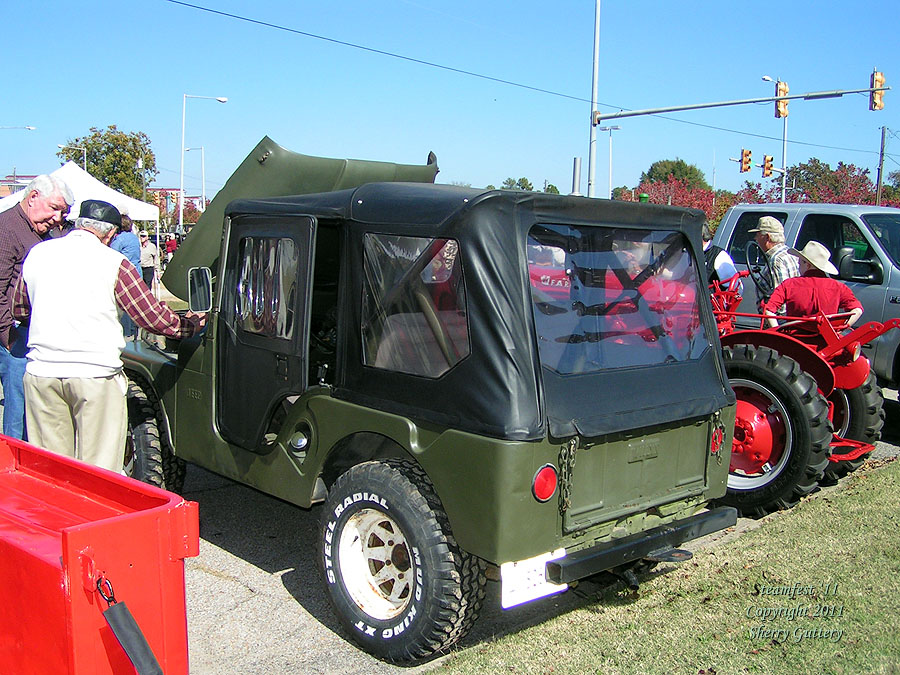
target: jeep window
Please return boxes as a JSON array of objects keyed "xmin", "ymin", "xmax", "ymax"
[
  {"xmin": 362, "ymin": 234, "xmax": 469, "ymax": 378},
  {"xmin": 862, "ymin": 213, "xmax": 900, "ymax": 268},
  {"xmin": 528, "ymin": 225, "xmax": 708, "ymax": 374},
  {"xmin": 727, "ymin": 211, "xmax": 788, "ymax": 265},
  {"xmin": 234, "ymin": 236, "xmax": 299, "ymax": 339}
]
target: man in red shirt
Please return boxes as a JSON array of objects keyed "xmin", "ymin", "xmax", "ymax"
[{"xmin": 763, "ymin": 240, "xmax": 863, "ymax": 328}]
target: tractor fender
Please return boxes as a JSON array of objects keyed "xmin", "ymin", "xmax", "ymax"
[
  {"xmin": 830, "ymin": 355, "xmax": 870, "ymax": 391},
  {"xmin": 720, "ymin": 330, "xmax": 835, "ymax": 396}
]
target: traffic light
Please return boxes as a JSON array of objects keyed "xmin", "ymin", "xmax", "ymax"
[
  {"xmin": 870, "ymin": 70, "xmax": 885, "ymax": 110},
  {"xmin": 763, "ymin": 155, "xmax": 774, "ymax": 178},
  {"xmin": 740, "ymin": 148, "xmax": 752, "ymax": 173},
  {"xmin": 775, "ymin": 80, "xmax": 789, "ymax": 118}
]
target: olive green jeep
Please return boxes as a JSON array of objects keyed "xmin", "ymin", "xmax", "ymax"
[{"xmin": 123, "ymin": 180, "xmax": 737, "ymax": 661}]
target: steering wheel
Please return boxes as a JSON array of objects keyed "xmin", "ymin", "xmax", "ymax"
[{"xmin": 744, "ymin": 240, "xmax": 775, "ymax": 300}]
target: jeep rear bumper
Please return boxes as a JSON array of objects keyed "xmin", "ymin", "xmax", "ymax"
[{"xmin": 546, "ymin": 506, "xmax": 738, "ymax": 584}]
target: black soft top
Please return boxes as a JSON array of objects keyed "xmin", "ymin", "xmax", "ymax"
[{"xmin": 227, "ymin": 184, "xmax": 733, "ymax": 441}]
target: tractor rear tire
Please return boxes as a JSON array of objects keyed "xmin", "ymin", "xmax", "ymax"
[
  {"xmin": 824, "ymin": 371, "xmax": 883, "ymax": 482},
  {"xmin": 719, "ymin": 345, "xmax": 832, "ymax": 517}
]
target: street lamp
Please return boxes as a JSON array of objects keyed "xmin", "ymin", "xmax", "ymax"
[
  {"xmin": 185, "ymin": 147, "xmax": 206, "ymax": 212},
  {"xmin": 58, "ymin": 144, "xmax": 87, "ymax": 172},
  {"xmin": 597, "ymin": 125, "xmax": 620, "ymax": 199},
  {"xmin": 762, "ymin": 75, "xmax": 788, "ymax": 203},
  {"xmin": 0, "ymin": 126, "xmax": 35, "ymax": 131},
  {"xmin": 180, "ymin": 94, "xmax": 227, "ymax": 235}
]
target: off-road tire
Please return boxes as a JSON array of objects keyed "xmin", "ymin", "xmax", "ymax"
[
  {"xmin": 125, "ymin": 378, "xmax": 186, "ymax": 493},
  {"xmin": 719, "ymin": 345, "xmax": 831, "ymax": 517},
  {"xmin": 824, "ymin": 371, "xmax": 883, "ymax": 482},
  {"xmin": 319, "ymin": 458, "xmax": 486, "ymax": 662}
]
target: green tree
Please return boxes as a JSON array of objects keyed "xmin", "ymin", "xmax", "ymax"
[
  {"xmin": 497, "ymin": 177, "xmax": 558, "ymax": 192},
  {"xmin": 785, "ymin": 159, "xmax": 875, "ymax": 204},
  {"xmin": 887, "ymin": 169, "xmax": 900, "ymax": 190},
  {"xmin": 640, "ymin": 159, "xmax": 710, "ymax": 191},
  {"xmin": 57, "ymin": 125, "xmax": 157, "ymax": 200}
]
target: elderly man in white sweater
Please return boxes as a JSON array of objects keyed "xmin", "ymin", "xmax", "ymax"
[{"xmin": 12, "ymin": 199, "xmax": 204, "ymax": 473}]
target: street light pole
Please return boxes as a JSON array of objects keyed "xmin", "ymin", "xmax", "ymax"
[
  {"xmin": 598, "ymin": 125, "xmax": 620, "ymax": 199},
  {"xmin": 180, "ymin": 94, "xmax": 227, "ymax": 235},
  {"xmin": 185, "ymin": 147, "xmax": 206, "ymax": 212},
  {"xmin": 587, "ymin": 0, "xmax": 601, "ymax": 197},
  {"xmin": 58, "ymin": 144, "xmax": 87, "ymax": 172}
]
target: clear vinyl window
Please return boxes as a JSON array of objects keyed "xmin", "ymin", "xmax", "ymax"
[
  {"xmin": 362, "ymin": 234, "xmax": 469, "ymax": 377},
  {"xmin": 528, "ymin": 224, "xmax": 709, "ymax": 374},
  {"xmin": 234, "ymin": 236, "xmax": 300, "ymax": 339}
]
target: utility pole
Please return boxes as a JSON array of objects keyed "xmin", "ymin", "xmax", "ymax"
[{"xmin": 875, "ymin": 126, "xmax": 886, "ymax": 206}]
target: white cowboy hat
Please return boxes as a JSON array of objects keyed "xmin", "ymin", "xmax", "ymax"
[{"xmin": 788, "ymin": 240, "xmax": 839, "ymax": 276}]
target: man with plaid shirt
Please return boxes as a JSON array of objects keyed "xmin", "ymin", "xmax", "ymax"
[{"xmin": 12, "ymin": 200, "xmax": 205, "ymax": 473}]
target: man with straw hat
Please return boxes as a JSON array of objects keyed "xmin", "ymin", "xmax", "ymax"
[{"xmin": 762, "ymin": 240, "xmax": 863, "ymax": 329}]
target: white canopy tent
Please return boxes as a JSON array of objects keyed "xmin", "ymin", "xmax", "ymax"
[{"xmin": 0, "ymin": 162, "xmax": 159, "ymax": 223}]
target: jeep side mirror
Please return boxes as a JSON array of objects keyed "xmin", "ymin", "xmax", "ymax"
[{"xmin": 188, "ymin": 267, "xmax": 213, "ymax": 312}]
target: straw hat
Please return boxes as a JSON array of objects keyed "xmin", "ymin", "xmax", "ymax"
[{"xmin": 788, "ymin": 240, "xmax": 839, "ymax": 276}]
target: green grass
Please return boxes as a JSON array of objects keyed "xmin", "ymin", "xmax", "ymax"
[{"xmin": 438, "ymin": 458, "xmax": 900, "ymax": 675}]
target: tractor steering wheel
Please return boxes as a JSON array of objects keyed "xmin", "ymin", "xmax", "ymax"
[{"xmin": 744, "ymin": 240, "xmax": 775, "ymax": 300}]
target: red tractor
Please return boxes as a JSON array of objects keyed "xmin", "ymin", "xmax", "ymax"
[{"xmin": 709, "ymin": 268, "xmax": 893, "ymax": 517}]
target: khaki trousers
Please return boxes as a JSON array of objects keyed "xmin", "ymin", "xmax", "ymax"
[{"xmin": 23, "ymin": 371, "xmax": 128, "ymax": 474}]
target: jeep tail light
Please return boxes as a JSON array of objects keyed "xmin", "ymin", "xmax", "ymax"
[{"xmin": 532, "ymin": 464, "xmax": 558, "ymax": 502}]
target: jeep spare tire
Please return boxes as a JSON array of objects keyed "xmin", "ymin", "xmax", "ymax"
[
  {"xmin": 720, "ymin": 345, "xmax": 831, "ymax": 517},
  {"xmin": 319, "ymin": 459, "xmax": 485, "ymax": 661}
]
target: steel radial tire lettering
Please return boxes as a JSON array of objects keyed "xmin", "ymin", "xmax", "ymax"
[
  {"xmin": 718, "ymin": 345, "xmax": 831, "ymax": 517},
  {"xmin": 319, "ymin": 459, "xmax": 485, "ymax": 662},
  {"xmin": 824, "ymin": 371, "xmax": 883, "ymax": 482},
  {"xmin": 124, "ymin": 378, "xmax": 186, "ymax": 493}
]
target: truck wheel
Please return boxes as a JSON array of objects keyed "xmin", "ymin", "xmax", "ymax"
[
  {"xmin": 824, "ymin": 371, "xmax": 883, "ymax": 482},
  {"xmin": 125, "ymin": 379, "xmax": 186, "ymax": 493},
  {"xmin": 719, "ymin": 345, "xmax": 831, "ymax": 517},
  {"xmin": 319, "ymin": 459, "xmax": 485, "ymax": 661}
]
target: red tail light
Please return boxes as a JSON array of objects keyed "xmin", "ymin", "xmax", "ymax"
[
  {"xmin": 710, "ymin": 426, "xmax": 725, "ymax": 454},
  {"xmin": 532, "ymin": 464, "xmax": 558, "ymax": 502}
]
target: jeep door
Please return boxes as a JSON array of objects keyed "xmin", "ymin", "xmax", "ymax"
[{"xmin": 216, "ymin": 216, "xmax": 316, "ymax": 450}]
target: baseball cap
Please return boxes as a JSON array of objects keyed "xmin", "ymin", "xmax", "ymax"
[{"xmin": 747, "ymin": 216, "xmax": 784, "ymax": 235}]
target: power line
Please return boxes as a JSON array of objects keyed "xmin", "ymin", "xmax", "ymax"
[{"xmin": 165, "ymin": 0, "xmax": 887, "ymax": 160}]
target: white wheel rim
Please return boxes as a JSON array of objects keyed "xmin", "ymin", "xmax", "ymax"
[
  {"xmin": 338, "ymin": 508, "xmax": 414, "ymax": 620},
  {"xmin": 728, "ymin": 377, "xmax": 793, "ymax": 491}
]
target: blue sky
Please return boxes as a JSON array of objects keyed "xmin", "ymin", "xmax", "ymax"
[{"xmin": 3, "ymin": 1, "xmax": 897, "ymax": 201}]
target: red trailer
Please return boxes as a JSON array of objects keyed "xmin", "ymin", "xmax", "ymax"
[{"xmin": 0, "ymin": 436, "xmax": 199, "ymax": 674}]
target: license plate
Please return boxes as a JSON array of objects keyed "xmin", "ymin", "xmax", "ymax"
[{"xmin": 500, "ymin": 548, "xmax": 568, "ymax": 609}]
